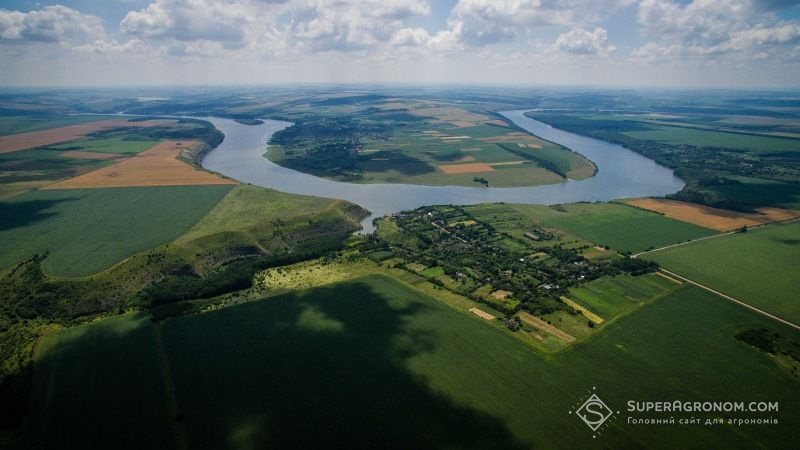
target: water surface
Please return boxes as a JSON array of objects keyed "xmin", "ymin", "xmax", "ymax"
[{"xmin": 201, "ymin": 110, "xmax": 684, "ymax": 231}]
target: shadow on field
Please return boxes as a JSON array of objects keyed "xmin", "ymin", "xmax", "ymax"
[
  {"xmin": 359, "ymin": 150, "xmax": 436, "ymax": 176},
  {"xmin": 162, "ymin": 277, "xmax": 527, "ymax": 450},
  {"xmin": 0, "ymin": 198, "xmax": 76, "ymax": 231}
]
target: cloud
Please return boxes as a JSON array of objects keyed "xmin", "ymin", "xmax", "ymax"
[
  {"xmin": 0, "ymin": 5, "xmax": 106, "ymax": 44},
  {"xmin": 287, "ymin": 0, "xmax": 431, "ymax": 52},
  {"xmin": 633, "ymin": 0, "xmax": 800, "ymax": 64},
  {"xmin": 554, "ymin": 27, "xmax": 615, "ymax": 56},
  {"xmin": 120, "ymin": 0, "xmax": 254, "ymax": 46},
  {"xmin": 446, "ymin": 0, "xmax": 633, "ymax": 46}
]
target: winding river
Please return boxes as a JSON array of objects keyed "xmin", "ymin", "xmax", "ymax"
[{"xmin": 201, "ymin": 110, "xmax": 684, "ymax": 231}]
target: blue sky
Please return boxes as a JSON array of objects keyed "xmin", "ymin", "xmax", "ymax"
[{"xmin": 1, "ymin": 0, "xmax": 799, "ymax": 87}]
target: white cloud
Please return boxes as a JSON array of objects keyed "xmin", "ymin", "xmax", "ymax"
[
  {"xmin": 446, "ymin": 0, "xmax": 633, "ymax": 46},
  {"xmin": 633, "ymin": 0, "xmax": 800, "ymax": 64},
  {"xmin": 287, "ymin": 0, "xmax": 431, "ymax": 52},
  {"xmin": 120, "ymin": 0, "xmax": 256, "ymax": 46},
  {"xmin": 0, "ymin": 5, "xmax": 106, "ymax": 44},
  {"xmin": 554, "ymin": 27, "xmax": 615, "ymax": 56}
]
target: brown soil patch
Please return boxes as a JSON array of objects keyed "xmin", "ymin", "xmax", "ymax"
[
  {"xmin": 0, "ymin": 119, "xmax": 175, "ymax": 154},
  {"xmin": 58, "ymin": 151, "xmax": 124, "ymax": 160},
  {"xmin": 490, "ymin": 290, "xmax": 512, "ymax": 300},
  {"xmin": 450, "ymin": 120, "xmax": 475, "ymax": 128},
  {"xmin": 489, "ymin": 161, "xmax": 527, "ymax": 166},
  {"xmin": 518, "ymin": 312, "xmax": 576, "ymax": 343},
  {"xmin": 479, "ymin": 133, "xmax": 539, "ymax": 143},
  {"xmin": 44, "ymin": 140, "xmax": 235, "ymax": 189},
  {"xmin": 469, "ymin": 308, "xmax": 495, "ymax": 320},
  {"xmin": 409, "ymin": 107, "xmax": 489, "ymax": 122},
  {"xmin": 655, "ymin": 271, "xmax": 683, "ymax": 284},
  {"xmin": 455, "ymin": 155, "xmax": 476, "ymax": 162},
  {"xmin": 625, "ymin": 198, "xmax": 800, "ymax": 231},
  {"xmin": 438, "ymin": 163, "xmax": 495, "ymax": 174},
  {"xmin": 526, "ymin": 143, "xmax": 543, "ymax": 149},
  {"xmin": 485, "ymin": 119, "xmax": 509, "ymax": 127}
]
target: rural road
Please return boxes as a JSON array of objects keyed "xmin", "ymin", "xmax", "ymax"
[
  {"xmin": 657, "ymin": 269, "xmax": 800, "ymax": 332},
  {"xmin": 633, "ymin": 219, "xmax": 800, "ymax": 332}
]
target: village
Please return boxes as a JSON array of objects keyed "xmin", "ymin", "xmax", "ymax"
[{"xmin": 362, "ymin": 204, "xmax": 657, "ymax": 319}]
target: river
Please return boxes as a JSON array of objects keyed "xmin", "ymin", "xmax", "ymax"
[{"xmin": 201, "ymin": 110, "xmax": 684, "ymax": 232}]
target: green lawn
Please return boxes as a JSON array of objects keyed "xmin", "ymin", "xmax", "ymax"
[
  {"xmin": 0, "ymin": 185, "xmax": 233, "ymax": 276},
  {"xmin": 645, "ymin": 221, "xmax": 800, "ymax": 324},
  {"xmin": 623, "ymin": 125, "xmax": 800, "ymax": 153},
  {"xmin": 23, "ymin": 275, "xmax": 800, "ymax": 449}
]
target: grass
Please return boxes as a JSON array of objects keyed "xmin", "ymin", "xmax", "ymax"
[
  {"xmin": 177, "ymin": 185, "xmax": 347, "ymax": 243},
  {"xmin": 22, "ymin": 275, "xmax": 800, "ymax": 448},
  {"xmin": 0, "ymin": 185, "xmax": 233, "ymax": 277},
  {"xmin": 645, "ymin": 221, "xmax": 800, "ymax": 324}
]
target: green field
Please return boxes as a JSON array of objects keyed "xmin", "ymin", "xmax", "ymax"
[
  {"xmin": 47, "ymin": 138, "xmax": 159, "ymax": 156},
  {"xmin": 624, "ymin": 125, "xmax": 800, "ymax": 153},
  {"xmin": 0, "ymin": 185, "xmax": 233, "ymax": 276},
  {"xmin": 466, "ymin": 202, "xmax": 717, "ymax": 253},
  {"xmin": 0, "ymin": 116, "xmax": 118, "ymax": 136},
  {"xmin": 23, "ymin": 275, "xmax": 800, "ymax": 449},
  {"xmin": 567, "ymin": 273, "xmax": 677, "ymax": 320},
  {"xmin": 177, "ymin": 184, "xmax": 352, "ymax": 243},
  {"xmin": 645, "ymin": 221, "xmax": 800, "ymax": 324},
  {"xmin": 25, "ymin": 313, "xmax": 176, "ymax": 449}
]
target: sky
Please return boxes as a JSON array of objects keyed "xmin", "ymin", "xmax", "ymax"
[{"xmin": 0, "ymin": 0, "xmax": 799, "ymax": 88}]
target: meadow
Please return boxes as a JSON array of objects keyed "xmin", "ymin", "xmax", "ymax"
[
  {"xmin": 22, "ymin": 275, "xmax": 800, "ymax": 449},
  {"xmin": 0, "ymin": 185, "xmax": 232, "ymax": 276},
  {"xmin": 645, "ymin": 221, "xmax": 800, "ymax": 324}
]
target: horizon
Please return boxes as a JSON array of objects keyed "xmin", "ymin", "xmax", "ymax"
[{"xmin": 1, "ymin": 0, "xmax": 799, "ymax": 89}]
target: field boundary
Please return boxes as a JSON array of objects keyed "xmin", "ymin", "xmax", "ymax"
[
  {"xmin": 633, "ymin": 217, "xmax": 800, "ymax": 258},
  {"xmin": 659, "ymin": 268, "xmax": 800, "ymax": 332}
]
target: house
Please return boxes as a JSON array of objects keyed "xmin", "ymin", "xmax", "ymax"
[{"xmin": 523, "ymin": 232, "xmax": 540, "ymax": 241}]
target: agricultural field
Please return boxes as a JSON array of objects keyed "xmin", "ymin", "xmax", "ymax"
[
  {"xmin": 0, "ymin": 115, "xmax": 121, "ymax": 136},
  {"xmin": 622, "ymin": 125, "xmax": 800, "ymax": 154},
  {"xmin": 624, "ymin": 198, "xmax": 800, "ymax": 231},
  {"xmin": 44, "ymin": 140, "xmax": 236, "ymax": 189},
  {"xmin": 0, "ymin": 185, "xmax": 233, "ymax": 276},
  {"xmin": 645, "ymin": 221, "xmax": 800, "ymax": 324},
  {"xmin": 564, "ymin": 273, "xmax": 678, "ymax": 322},
  {"xmin": 0, "ymin": 118, "xmax": 176, "ymax": 154},
  {"xmin": 267, "ymin": 98, "xmax": 595, "ymax": 187},
  {"xmin": 0, "ymin": 118, "xmax": 220, "ymax": 199},
  {"xmin": 20, "ymin": 275, "xmax": 800, "ymax": 449},
  {"xmin": 465, "ymin": 202, "xmax": 717, "ymax": 253}
]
